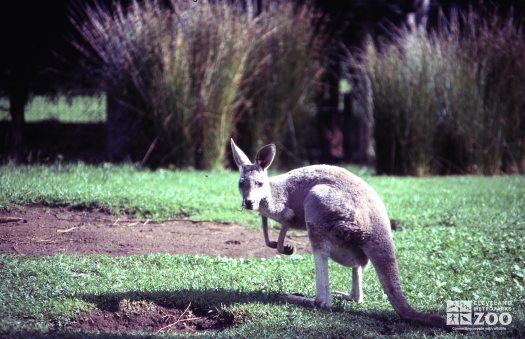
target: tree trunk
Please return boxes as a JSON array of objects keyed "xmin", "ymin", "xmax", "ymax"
[
  {"xmin": 8, "ymin": 82, "xmax": 28, "ymax": 164},
  {"xmin": 106, "ymin": 90, "xmax": 132, "ymax": 162}
]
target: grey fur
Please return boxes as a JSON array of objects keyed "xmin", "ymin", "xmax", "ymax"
[{"xmin": 230, "ymin": 139, "xmax": 445, "ymax": 327}]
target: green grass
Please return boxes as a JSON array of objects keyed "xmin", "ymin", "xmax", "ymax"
[
  {"xmin": 1, "ymin": 164, "xmax": 523, "ymax": 229},
  {"xmin": 0, "ymin": 164, "xmax": 524, "ymax": 337},
  {"xmin": 0, "ymin": 164, "xmax": 257, "ymax": 225},
  {"xmin": 0, "ymin": 96, "xmax": 106, "ymax": 123}
]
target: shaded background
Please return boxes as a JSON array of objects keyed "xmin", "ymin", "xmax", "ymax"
[{"xmin": 1, "ymin": 0, "xmax": 524, "ymax": 171}]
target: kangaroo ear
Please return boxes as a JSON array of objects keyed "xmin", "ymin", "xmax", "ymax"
[
  {"xmin": 255, "ymin": 144, "xmax": 276, "ymax": 171},
  {"xmin": 230, "ymin": 139, "xmax": 251, "ymax": 169}
]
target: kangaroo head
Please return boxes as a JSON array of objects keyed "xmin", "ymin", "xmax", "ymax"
[{"xmin": 230, "ymin": 139, "xmax": 276, "ymax": 210}]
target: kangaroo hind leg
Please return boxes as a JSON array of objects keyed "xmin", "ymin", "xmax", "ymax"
[
  {"xmin": 334, "ymin": 257, "xmax": 368, "ymax": 303},
  {"xmin": 349, "ymin": 266, "xmax": 364, "ymax": 303},
  {"xmin": 281, "ymin": 249, "xmax": 332, "ymax": 309},
  {"xmin": 313, "ymin": 250, "xmax": 332, "ymax": 308}
]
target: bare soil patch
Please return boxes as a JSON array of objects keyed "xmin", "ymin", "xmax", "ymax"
[
  {"xmin": 1, "ymin": 206, "xmax": 311, "ymax": 334},
  {"xmin": 0, "ymin": 205, "xmax": 311, "ymax": 257},
  {"xmin": 69, "ymin": 300, "xmax": 237, "ymax": 334}
]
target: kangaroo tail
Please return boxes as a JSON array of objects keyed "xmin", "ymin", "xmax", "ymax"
[{"xmin": 363, "ymin": 238, "xmax": 446, "ymax": 328}]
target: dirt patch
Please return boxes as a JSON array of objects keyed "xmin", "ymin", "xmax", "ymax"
[
  {"xmin": 69, "ymin": 299, "xmax": 237, "ymax": 334},
  {"xmin": 0, "ymin": 205, "xmax": 311, "ymax": 257},
  {"xmin": 1, "ymin": 205, "xmax": 310, "ymax": 334}
]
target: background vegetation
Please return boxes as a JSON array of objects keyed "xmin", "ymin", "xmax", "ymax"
[
  {"xmin": 351, "ymin": 10, "xmax": 525, "ymax": 175},
  {"xmin": 73, "ymin": 0, "xmax": 322, "ymax": 169},
  {"xmin": 236, "ymin": 2, "xmax": 323, "ymax": 166}
]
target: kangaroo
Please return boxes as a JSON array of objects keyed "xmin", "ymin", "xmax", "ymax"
[{"xmin": 230, "ymin": 139, "xmax": 444, "ymax": 327}]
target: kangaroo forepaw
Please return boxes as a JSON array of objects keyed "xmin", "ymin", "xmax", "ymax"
[
  {"xmin": 278, "ymin": 244, "xmax": 295, "ymax": 255},
  {"xmin": 266, "ymin": 241, "xmax": 278, "ymax": 249}
]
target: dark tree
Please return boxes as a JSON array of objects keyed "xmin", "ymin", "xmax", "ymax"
[
  {"xmin": 311, "ymin": 1, "xmax": 430, "ymax": 164},
  {"xmin": 0, "ymin": 1, "xmax": 76, "ymax": 163}
]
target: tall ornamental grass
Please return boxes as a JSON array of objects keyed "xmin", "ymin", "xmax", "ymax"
[
  {"xmin": 237, "ymin": 2, "xmax": 323, "ymax": 166},
  {"xmin": 357, "ymin": 33, "xmax": 440, "ymax": 175},
  {"xmin": 456, "ymin": 12, "xmax": 525, "ymax": 174},
  {"xmin": 72, "ymin": 0, "xmax": 322, "ymax": 169},
  {"xmin": 352, "ymin": 10, "xmax": 525, "ymax": 175}
]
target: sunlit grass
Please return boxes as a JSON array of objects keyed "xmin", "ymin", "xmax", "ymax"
[
  {"xmin": 0, "ymin": 165, "xmax": 524, "ymax": 337},
  {"xmin": 0, "ymin": 95, "xmax": 106, "ymax": 123},
  {"xmin": 1, "ymin": 164, "xmax": 524, "ymax": 230},
  {"xmin": 0, "ymin": 164, "xmax": 256, "ymax": 225}
]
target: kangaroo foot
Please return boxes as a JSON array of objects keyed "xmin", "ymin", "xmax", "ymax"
[
  {"xmin": 281, "ymin": 294, "xmax": 331, "ymax": 309},
  {"xmin": 314, "ymin": 296, "xmax": 332, "ymax": 309},
  {"xmin": 266, "ymin": 241, "xmax": 277, "ymax": 249},
  {"xmin": 333, "ymin": 290, "xmax": 363, "ymax": 303}
]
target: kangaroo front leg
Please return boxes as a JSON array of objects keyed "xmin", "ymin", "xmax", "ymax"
[
  {"xmin": 261, "ymin": 216, "xmax": 277, "ymax": 249},
  {"xmin": 314, "ymin": 251, "xmax": 332, "ymax": 308},
  {"xmin": 277, "ymin": 223, "xmax": 294, "ymax": 255}
]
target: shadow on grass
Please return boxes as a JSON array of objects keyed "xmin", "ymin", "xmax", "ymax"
[
  {"xmin": 78, "ymin": 288, "xmax": 282, "ymax": 313},
  {"xmin": 76, "ymin": 288, "xmax": 438, "ymax": 330},
  {"xmin": 4, "ymin": 288, "xmax": 523, "ymax": 338}
]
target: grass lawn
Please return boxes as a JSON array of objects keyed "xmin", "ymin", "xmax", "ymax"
[
  {"xmin": 0, "ymin": 96, "xmax": 106, "ymax": 123},
  {"xmin": 1, "ymin": 164, "xmax": 524, "ymax": 337}
]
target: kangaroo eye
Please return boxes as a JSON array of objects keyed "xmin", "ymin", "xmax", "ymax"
[{"xmin": 255, "ymin": 181, "xmax": 263, "ymax": 187}]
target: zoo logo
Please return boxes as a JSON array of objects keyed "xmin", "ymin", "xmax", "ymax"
[
  {"xmin": 446, "ymin": 300, "xmax": 512, "ymax": 327},
  {"xmin": 446, "ymin": 300, "xmax": 472, "ymax": 325}
]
